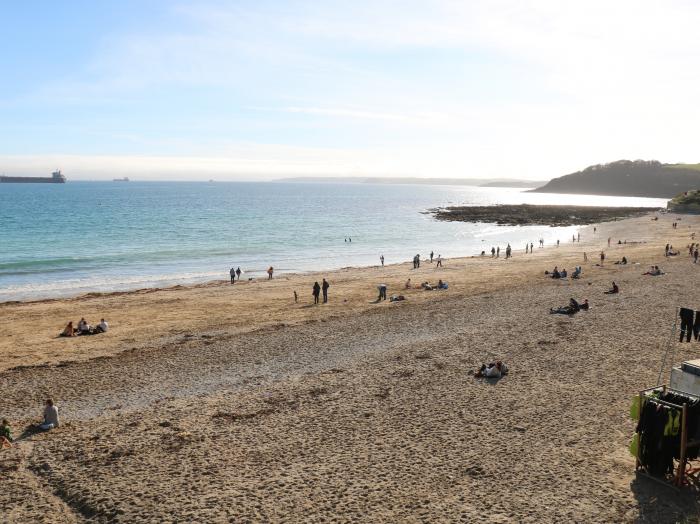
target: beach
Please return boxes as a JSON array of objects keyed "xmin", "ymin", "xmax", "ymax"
[{"xmin": 3, "ymin": 211, "xmax": 700, "ymax": 522}]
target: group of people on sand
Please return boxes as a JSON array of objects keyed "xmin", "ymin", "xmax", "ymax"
[
  {"xmin": 311, "ymin": 279, "xmax": 330, "ymax": 304},
  {"xmin": 545, "ymin": 266, "xmax": 582, "ymax": 279},
  {"xmin": 229, "ymin": 266, "xmax": 242, "ymax": 283},
  {"xmin": 404, "ymin": 278, "xmax": 448, "ymax": 291},
  {"xmin": 1, "ymin": 399, "xmax": 60, "ymax": 450},
  {"xmin": 474, "ymin": 361, "xmax": 508, "ymax": 378},
  {"xmin": 60, "ymin": 317, "xmax": 108, "ymax": 337},
  {"xmin": 643, "ymin": 266, "xmax": 664, "ymax": 276}
]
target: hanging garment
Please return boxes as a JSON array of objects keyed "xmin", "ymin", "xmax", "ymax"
[
  {"xmin": 680, "ymin": 308, "xmax": 695, "ymax": 342},
  {"xmin": 659, "ymin": 390, "xmax": 700, "ymax": 460},
  {"xmin": 637, "ymin": 401, "xmax": 675, "ymax": 477}
]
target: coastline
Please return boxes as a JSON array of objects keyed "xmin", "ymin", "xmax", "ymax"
[
  {"xmin": 3, "ymin": 210, "xmax": 700, "ymax": 521},
  {"xmin": 0, "ymin": 210, "xmax": 675, "ymax": 373}
]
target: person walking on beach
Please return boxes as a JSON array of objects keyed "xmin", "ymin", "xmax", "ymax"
[
  {"xmin": 294, "ymin": 290, "xmax": 298, "ymax": 303},
  {"xmin": 380, "ymin": 255, "xmax": 384, "ymax": 267},
  {"xmin": 594, "ymin": 227, "xmax": 597, "ymax": 234},
  {"xmin": 505, "ymin": 244, "xmax": 511, "ymax": 259},
  {"xmin": 577, "ymin": 232, "xmax": 580, "ymax": 242},
  {"xmin": 607, "ymin": 237, "xmax": 611, "ymax": 247},
  {"xmin": 322, "ymin": 278, "xmax": 330, "ymax": 303},
  {"xmin": 557, "ymin": 239, "xmax": 560, "ymax": 247},
  {"xmin": 267, "ymin": 266, "xmax": 274, "ymax": 280},
  {"xmin": 436, "ymin": 254, "xmax": 442, "ymax": 267},
  {"xmin": 491, "ymin": 247, "xmax": 495, "ymax": 257},
  {"xmin": 230, "ymin": 267, "xmax": 236, "ymax": 284},
  {"xmin": 430, "ymin": 251, "xmax": 434, "ymax": 263},
  {"xmin": 236, "ymin": 267, "xmax": 241, "ymax": 281},
  {"xmin": 695, "ymin": 248, "xmax": 699, "ymax": 264},
  {"xmin": 312, "ymin": 282, "xmax": 321, "ymax": 304},
  {"xmin": 600, "ymin": 251, "xmax": 605, "ymax": 265},
  {"xmin": 530, "ymin": 242, "xmax": 534, "ymax": 253},
  {"xmin": 377, "ymin": 283, "xmax": 387, "ymax": 301},
  {"xmin": 496, "ymin": 246, "xmax": 500, "ymax": 258},
  {"xmin": 584, "ymin": 252, "xmax": 588, "ymax": 262},
  {"xmin": 525, "ymin": 244, "xmax": 528, "ymax": 254}
]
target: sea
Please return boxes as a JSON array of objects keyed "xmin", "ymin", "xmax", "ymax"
[{"xmin": 0, "ymin": 181, "xmax": 667, "ymax": 302}]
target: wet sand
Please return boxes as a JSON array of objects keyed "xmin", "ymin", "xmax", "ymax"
[{"xmin": 2, "ymin": 211, "xmax": 700, "ymax": 522}]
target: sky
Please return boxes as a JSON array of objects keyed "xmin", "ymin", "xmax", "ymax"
[{"xmin": 2, "ymin": 0, "xmax": 700, "ymax": 181}]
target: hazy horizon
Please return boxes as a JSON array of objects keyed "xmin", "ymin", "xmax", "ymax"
[{"xmin": 3, "ymin": 1, "xmax": 700, "ymax": 181}]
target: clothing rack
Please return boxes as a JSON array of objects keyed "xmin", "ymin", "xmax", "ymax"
[{"xmin": 636, "ymin": 385, "xmax": 700, "ymax": 488}]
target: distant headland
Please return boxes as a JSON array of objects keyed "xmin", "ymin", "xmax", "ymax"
[
  {"xmin": 531, "ymin": 160, "xmax": 700, "ymax": 198},
  {"xmin": 277, "ymin": 176, "xmax": 547, "ymax": 188}
]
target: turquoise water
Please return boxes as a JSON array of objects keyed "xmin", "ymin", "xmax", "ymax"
[{"xmin": 0, "ymin": 181, "xmax": 666, "ymax": 301}]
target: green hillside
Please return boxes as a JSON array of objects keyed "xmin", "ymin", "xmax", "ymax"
[
  {"xmin": 668, "ymin": 190, "xmax": 700, "ymax": 213},
  {"xmin": 532, "ymin": 160, "xmax": 700, "ymax": 198}
]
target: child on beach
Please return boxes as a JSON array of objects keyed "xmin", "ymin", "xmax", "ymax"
[{"xmin": 1, "ymin": 419, "xmax": 12, "ymax": 449}]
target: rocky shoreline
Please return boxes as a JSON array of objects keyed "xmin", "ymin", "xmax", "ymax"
[{"xmin": 431, "ymin": 204, "xmax": 658, "ymax": 226}]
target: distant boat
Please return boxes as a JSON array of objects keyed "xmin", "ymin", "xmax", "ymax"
[
  {"xmin": 0, "ymin": 170, "xmax": 66, "ymax": 184},
  {"xmin": 113, "ymin": 177, "xmax": 130, "ymax": 182}
]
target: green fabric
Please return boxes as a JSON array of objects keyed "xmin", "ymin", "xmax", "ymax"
[
  {"xmin": 664, "ymin": 410, "xmax": 681, "ymax": 437},
  {"xmin": 0, "ymin": 425, "xmax": 12, "ymax": 441},
  {"xmin": 629, "ymin": 432, "xmax": 639, "ymax": 458},
  {"xmin": 630, "ymin": 396, "xmax": 641, "ymax": 421}
]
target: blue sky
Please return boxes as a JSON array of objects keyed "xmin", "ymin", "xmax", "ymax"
[{"xmin": 2, "ymin": 1, "xmax": 700, "ymax": 180}]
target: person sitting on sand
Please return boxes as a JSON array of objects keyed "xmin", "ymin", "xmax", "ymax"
[
  {"xmin": 405, "ymin": 278, "xmax": 412, "ymax": 289},
  {"xmin": 77, "ymin": 317, "xmax": 91, "ymax": 335},
  {"xmin": 604, "ymin": 281, "xmax": 619, "ymax": 294},
  {"xmin": 580, "ymin": 299, "xmax": 590, "ymax": 310},
  {"xmin": 94, "ymin": 318, "xmax": 109, "ymax": 333},
  {"xmin": 475, "ymin": 361, "xmax": 508, "ymax": 378},
  {"xmin": 643, "ymin": 266, "xmax": 663, "ymax": 276},
  {"xmin": 550, "ymin": 298, "xmax": 581, "ymax": 315},
  {"xmin": 60, "ymin": 321, "xmax": 76, "ymax": 337},
  {"xmin": 551, "ymin": 267, "xmax": 561, "ymax": 279},
  {"xmin": 560, "ymin": 268, "xmax": 568, "ymax": 278},
  {"xmin": 38, "ymin": 399, "xmax": 59, "ymax": 431},
  {"xmin": 437, "ymin": 280, "xmax": 448, "ymax": 289},
  {"xmin": 572, "ymin": 266, "xmax": 582, "ymax": 279},
  {"xmin": 389, "ymin": 295, "xmax": 405, "ymax": 302},
  {"xmin": 0, "ymin": 418, "xmax": 12, "ymax": 449}
]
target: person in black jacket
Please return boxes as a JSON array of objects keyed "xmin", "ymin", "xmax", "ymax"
[
  {"xmin": 312, "ymin": 282, "xmax": 321, "ymax": 304},
  {"xmin": 680, "ymin": 307, "xmax": 695, "ymax": 342},
  {"xmin": 322, "ymin": 278, "xmax": 330, "ymax": 303}
]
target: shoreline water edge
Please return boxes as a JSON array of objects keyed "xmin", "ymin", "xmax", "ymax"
[{"xmin": 0, "ymin": 182, "xmax": 668, "ymax": 302}]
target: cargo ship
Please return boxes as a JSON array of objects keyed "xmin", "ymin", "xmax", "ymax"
[{"xmin": 0, "ymin": 170, "xmax": 66, "ymax": 183}]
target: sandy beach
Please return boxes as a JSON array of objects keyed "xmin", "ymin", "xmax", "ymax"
[{"xmin": 3, "ymin": 211, "xmax": 700, "ymax": 522}]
